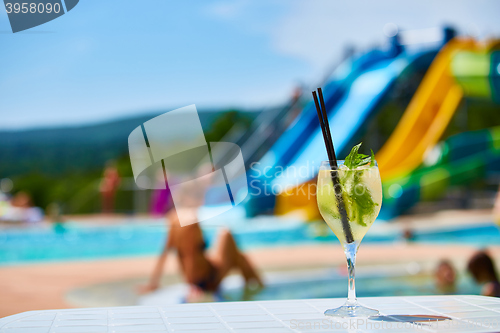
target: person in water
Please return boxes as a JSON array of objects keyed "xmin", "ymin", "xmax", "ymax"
[
  {"xmin": 139, "ymin": 163, "xmax": 263, "ymax": 297},
  {"xmin": 467, "ymin": 250, "xmax": 500, "ymax": 297},
  {"xmin": 435, "ymin": 259, "xmax": 456, "ymax": 294}
]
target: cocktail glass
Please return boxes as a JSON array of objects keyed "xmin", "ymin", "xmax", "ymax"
[{"xmin": 317, "ymin": 160, "xmax": 383, "ymax": 317}]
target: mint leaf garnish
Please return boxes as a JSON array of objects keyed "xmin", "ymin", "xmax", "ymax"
[
  {"xmin": 340, "ymin": 143, "xmax": 378, "ymax": 227},
  {"xmin": 344, "ymin": 142, "xmax": 371, "ymax": 169}
]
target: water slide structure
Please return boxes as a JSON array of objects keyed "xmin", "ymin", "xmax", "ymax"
[
  {"xmin": 244, "ymin": 31, "xmax": 452, "ymax": 219},
  {"xmin": 379, "ymin": 43, "xmax": 500, "ymax": 218},
  {"xmin": 220, "ymin": 98, "xmax": 305, "ymax": 169},
  {"xmin": 376, "ymin": 38, "xmax": 498, "ymax": 181},
  {"xmin": 260, "ymin": 36, "xmax": 500, "ymax": 221},
  {"xmin": 381, "ymin": 126, "xmax": 500, "ymax": 218}
]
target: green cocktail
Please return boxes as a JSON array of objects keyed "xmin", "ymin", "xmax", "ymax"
[{"xmin": 316, "ymin": 144, "xmax": 382, "ymax": 317}]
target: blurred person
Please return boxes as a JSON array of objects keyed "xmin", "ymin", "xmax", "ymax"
[
  {"xmin": 150, "ymin": 186, "xmax": 173, "ymax": 217},
  {"xmin": 402, "ymin": 228, "xmax": 416, "ymax": 242},
  {"xmin": 47, "ymin": 202, "xmax": 66, "ymax": 233},
  {"xmin": 283, "ymin": 84, "xmax": 304, "ymax": 129},
  {"xmin": 139, "ymin": 210, "xmax": 263, "ymax": 300},
  {"xmin": 0, "ymin": 191, "xmax": 10, "ymax": 219},
  {"xmin": 100, "ymin": 160, "xmax": 121, "ymax": 214},
  {"xmin": 467, "ymin": 250, "xmax": 500, "ymax": 297},
  {"xmin": 291, "ymin": 85, "xmax": 302, "ymax": 104},
  {"xmin": 11, "ymin": 191, "xmax": 31, "ymax": 208},
  {"xmin": 139, "ymin": 163, "xmax": 263, "ymax": 300},
  {"xmin": 150, "ymin": 168, "xmax": 174, "ymax": 217},
  {"xmin": 435, "ymin": 260, "xmax": 456, "ymax": 294},
  {"xmin": 3, "ymin": 191, "xmax": 43, "ymax": 224}
]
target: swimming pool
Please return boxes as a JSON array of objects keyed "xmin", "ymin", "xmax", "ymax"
[
  {"xmin": 0, "ymin": 219, "xmax": 499, "ymax": 265},
  {"xmin": 137, "ymin": 266, "xmax": 483, "ymax": 306},
  {"xmin": 220, "ymin": 267, "xmax": 483, "ymax": 302}
]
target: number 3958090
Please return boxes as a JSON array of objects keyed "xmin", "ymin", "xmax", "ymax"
[{"xmin": 5, "ymin": 2, "xmax": 61, "ymax": 14}]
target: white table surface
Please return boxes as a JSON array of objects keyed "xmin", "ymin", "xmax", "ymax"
[{"xmin": 1, "ymin": 295, "xmax": 500, "ymax": 333}]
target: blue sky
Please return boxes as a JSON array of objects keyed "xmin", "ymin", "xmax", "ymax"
[{"xmin": 1, "ymin": 0, "xmax": 500, "ymax": 129}]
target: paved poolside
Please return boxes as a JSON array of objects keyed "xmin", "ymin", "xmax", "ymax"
[{"xmin": 0, "ymin": 209, "xmax": 498, "ymax": 318}]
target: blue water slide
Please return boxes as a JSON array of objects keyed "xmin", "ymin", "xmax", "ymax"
[
  {"xmin": 258, "ymin": 49, "xmax": 400, "ymax": 171},
  {"xmin": 245, "ymin": 42, "xmax": 440, "ymax": 216},
  {"xmin": 260, "ymin": 54, "xmax": 396, "ymax": 167},
  {"xmin": 244, "ymin": 39, "xmax": 404, "ymax": 215},
  {"xmin": 274, "ymin": 49, "xmax": 436, "ymax": 188}
]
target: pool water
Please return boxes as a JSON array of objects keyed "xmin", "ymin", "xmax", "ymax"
[
  {"xmin": 410, "ymin": 224, "xmax": 500, "ymax": 245},
  {"xmin": 220, "ymin": 269, "xmax": 482, "ymax": 302},
  {"xmin": 0, "ymin": 220, "xmax": 499, "ymax": 265}
]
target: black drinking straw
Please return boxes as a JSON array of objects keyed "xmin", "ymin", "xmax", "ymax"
[
  {"xmin": 313, "ymin": 89, "xmax": 354, "ymax": 244},
  {"xmin": 317, "ymin": 88, "xmax": 336, "ymax": 166}
]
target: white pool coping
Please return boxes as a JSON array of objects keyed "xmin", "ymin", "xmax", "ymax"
[{"xmin": 1, "ymin": 295, "xmax": 500, "ymax": 332}]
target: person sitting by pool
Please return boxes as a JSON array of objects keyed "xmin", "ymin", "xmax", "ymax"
[
  {"xmin": 139, "ymin": 210, "xmax": 263, "ymax": 298},
  {"xmin": 1, "ymin": 191, "xmax": 43, "ymax": 224},
  {"xmin": 467, "ymin": 250, "xmax": 500, "ymax": 297},
  {"xmin": 435, "ymin": 259, "xmax": 456, "ymax": 294},
  {"xmin": 139, "ymin": 163, "xmax": 263, "ymax": 299}
]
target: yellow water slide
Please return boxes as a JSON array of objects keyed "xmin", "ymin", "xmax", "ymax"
[
  {"xmin": 376, "ymin": 38, "xmax": 478, "ymax": 180},
  {"xmin": 275, "ymin": 38, "xmax": 498, "ymax": 220}
]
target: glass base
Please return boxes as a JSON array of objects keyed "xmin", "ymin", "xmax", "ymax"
[{"xmin": 324, "ymin": 302, "xmax": 379, "ymax": 318}]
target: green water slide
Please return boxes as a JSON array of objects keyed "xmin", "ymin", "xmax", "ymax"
[
  {"xmin": 452, "ymin": 50, "xmax": 500, "ymax": 103},
  {"xmin": 381, "ymin": 126, "xmax": 500, "ymax": 218},
  {"xmin": 380, "ymin": 47, "xmax": 500, "ymax": 219}
]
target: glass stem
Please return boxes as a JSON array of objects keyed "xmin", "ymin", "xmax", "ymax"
[{"xmin": 344, "ymin": 241, "xmax": 358, "ymax": 306}]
